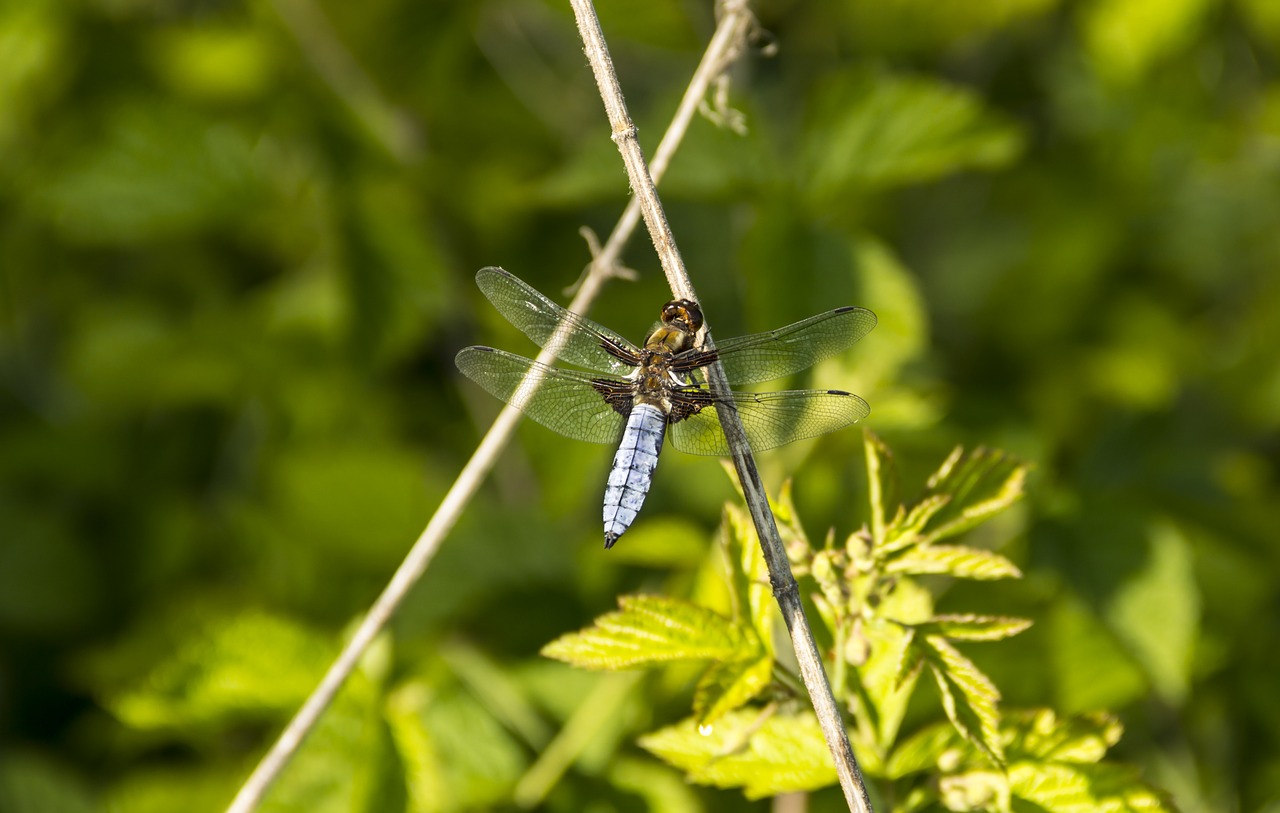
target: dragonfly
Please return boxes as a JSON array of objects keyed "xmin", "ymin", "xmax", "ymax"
[{"xmin": 456, "ymin": 267, "xmax": 876, "ymax": 548}]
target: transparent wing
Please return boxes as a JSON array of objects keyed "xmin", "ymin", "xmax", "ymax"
[
  {"xmin": 456, "ymin": 346, "xmax": 626, "ymax": 444},
  {"xmin": 476, "ymin": 267, "xmax": 641, "ymax": 375},
  {"xmin": 669, "ymin": 388, "xmax": 870, "ymax": 456},
  {"xmin": 707, "ymin": 306, "xmax": 877, "ymax": 385}
]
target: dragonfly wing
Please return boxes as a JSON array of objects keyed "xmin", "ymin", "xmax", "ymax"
[
  {"xmin": 456, "ymin": 346, "xmax": 626, "ymax": 444},
  {"xmin": 708, "ymin": 306, "xmax": 877, "ymax": 385},
  {"xmin": 476, "ymin": 267, "xmax": 641, "ymax": 376},
  {"xmin": 668, "ymin": 388, "xmax": 870, "ymax": 456}
]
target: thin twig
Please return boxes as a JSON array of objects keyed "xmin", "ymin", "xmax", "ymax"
[
  {"xmin": 568, "ymin": 1, "xmax": 875, "ymax": 810},
  {"xmin": 266, "ymin": 0, "xmax": 423, "ymax": 165},
  {"xmin": 224, "ymin": 8, "xmax": 757, "ymax": 813}
]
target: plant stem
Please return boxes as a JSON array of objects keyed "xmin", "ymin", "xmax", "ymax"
[
  {"xmin": 568, "ymin": 1, "xmax": 874, "ymax": 810},
  {"xmin": 223, "ymin": 8, "xmax": 758, "ymax": 813}
]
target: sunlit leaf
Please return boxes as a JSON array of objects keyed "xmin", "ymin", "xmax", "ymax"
[
  {"xmin": 541, "ymin": 595, "xmax": 762, "ymax": 669},
  {"xmin": 693, "ymin": 656, "xmax": 773, "ymax": 725},
  {"xmin": 1046, "ymin": 596, "xmax": 1148, "ymax": 714},
  {"xmin": 107, "ymin": 612, "xmax": 334, "ymax": 731},
  {"xmin": 1079, "ymin": 0, "xmax": 1213, "ymax": 84},
  {"xmin": 938, "ymin": 769, "xmax": 1009, "ymax": 811},
  {"xmin": 850, "ymin": 586, "xmax": 931, "ymax": 762},
  {"xmin": 1004, "ymin": 708, "xmax": 1123, "ymax": 764},
  {"xmin": 864, "ymin": 430, "xmax": 898, "ymax": 545},
  {"xmin": 258, "ymin": 682, "xmax": 397, "ymax": 813},
  {"xmin": 639, "ymin": 710, "xmax": 837, "ymax": 799},
  {"xmin": 606, "ymin": 757, "xmax": 702, "ymax": 813},
  {"xmin": 879, "ymin": 495, "xmax": 951, "ymax": 554},
  {"xmin": 914, "ymin": 614, "xmax": 1032, "ymax": 642},
  {"xmin": 385, "ymin": 681, "xmax": 526, "ymax": 813},
  {"xmin": 722, "ymin": 502, "xmax": 774, "ymax": 649},
  {"xmin": 918, "ymin": 446, "xmax": 1029, "ymax": 545},
  {"xmin": 883, "ymin": 722, "xmax": 962, "ymax": 780},
  {"xmin": 1105, "ymin": 521, "xmax": 1199, "ymax": 703},
  {"xmin": 918, "ymin": 635, "xmax": 1004, "ymax": 767},
  {"xmin": 885, "ymin": 544, "xmax": 1022, "ymax": 580},
  {"xmin": 1008, "ymin": 760, "xmax": 1172, "ymax": 812}
]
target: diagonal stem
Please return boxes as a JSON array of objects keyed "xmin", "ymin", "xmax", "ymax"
[
  {"xmin": 223, "ymin": 8, "xmax": 758, "ymax": 813},
  {"xmin": 568, "ymin": 1, "xmax": 875, "ymax": 810}
]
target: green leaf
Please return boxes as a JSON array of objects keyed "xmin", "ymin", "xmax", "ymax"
[
  {"xmin": 803, "ymin": 69, "xmax": 1025, "ymax": 200},
  {"xmin": 385, "ymin": 681, "xmax": 526, "ymax": 813},
  {"xmin": 1046, "ymin": 595, "xmax": 1149, "ymax": 713},
  {"xmin": 639, "ymin": 710, "xmax": 838, "ymax": 799},
  {"xmin": 0, "ymin": 751, "xmax": 94, "ymax": 813},
  {"xmin": 914, "ymin": 614, "xmax": 1032, "ymax": 642},
  {"xmin": 885, "ymin": 544, "xmax": 1023, "ymax": 580},
  {"xmin": 605, "ymin": 757, "xmax": 702, "ymax": 813},
  {"xmin": 35, "ymin": 102, "xmax": 271, "ymax": 244},
  {"xmin": 883, "ymin": 722, "xmax": 963, "ymax": 780},
  {"xmin": 938, "ymin": 769, "xmax": 1009, "ymax": 812},
  {"xmin": 845, "ymin": 0, "xmax": 1059, "ymax": 54},
  {"xmin": 879, "ymin": 495, "xmax": 951, "ymax": 555},
  {"xmin": 918, "ymin": 446, "xmax": 1029, "ymax": 545},
  {"xmin": 693, "ymin": 656, "xmax": 773, "ymax": 725},
  {"xmin": 918, "ymin": 635, "xmax": 1004, "ymax": 767},
  {"xmin": 848, "ymin": 605, "xmax": 926, "ymax": 767},
  {"xmin": 540, "ymin": 595, "xmax": 762, "ymax": 669},
  {"xmin": 722, "ymin": 502, "xmax": 775, "ymax": 650},
  {"xmin": 864, "ymin": 430, "xmax": 898, "ymax": 545},
  {"xmin": 1080, "ymin": 0, "xmax": 1214, "ymax": 85},
  {"xmin": 107, "ymin": 612, "xmax": 333, "ymax": 731},
  {"xmin": 259, "ymin": 681, "xmax": 399, "ymax": 813},
  {"xmin": 1008, "ymin": 760, "xmax": 1173, "ymax": 812},
  {"xmin": 886, "ymin": 709, "xmax": 1127, "ymax": 783},
  {"xmin": 1105, "ymin": 521, "xmax": 1199, "ymax": 703},
  {"xmin": 1003, "ymin": 709, "xmax": 1123, "ymax": 764}
]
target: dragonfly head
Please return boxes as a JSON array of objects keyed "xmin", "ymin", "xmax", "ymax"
[{"xmin": 660, "ymin": 299, "xmax": 703, "ymax": 335}]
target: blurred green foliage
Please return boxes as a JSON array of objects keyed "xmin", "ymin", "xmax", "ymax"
[{"xmin": 1, "ymin": 0, "xmax": 1277, "ymax": 811}]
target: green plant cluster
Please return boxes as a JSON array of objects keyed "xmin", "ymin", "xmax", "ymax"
[
  {"xmin": 544, "ymin": 434, "xmax": 1169, "ymax": 811},
  {"xmin": 2, "ymin": 1, "xmax": 1278, "ymax": 812}
]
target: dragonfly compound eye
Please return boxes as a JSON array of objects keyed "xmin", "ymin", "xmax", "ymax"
[{"xmin": 662, "ymin": 299, "xmax": 704, "ymax": 333}]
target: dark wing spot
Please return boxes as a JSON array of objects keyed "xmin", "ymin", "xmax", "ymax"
[{"xmin": 591, "ymin": 378, "xmax": 635, "ymax": 417}]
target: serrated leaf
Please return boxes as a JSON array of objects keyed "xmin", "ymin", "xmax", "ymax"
[
  {"xmin": 803, "ymin": 70, "xmax": 1025, "ymax": 199},
  {"xmin": 919, "ymin": 635, "xmax": 1004, "ymax": 767},
  {"xmin": 919, "ymin": 447, "xmax": 1028, "ymax": 545},
  {"xmin": 885, "ymin": 544, "xmax": 1023, "ymax": 580},
  {"xmin": 541, "ymin": 595, "xmax": 761, "ymax": 670},
  {"xmin": 694, "ymin": 656, "xmax": 773, "ymax": 725},
  {"xmin": 864, "ymin": 430, "xmax": 898, "ymax": 545},
  {"xmin": 1004, "ymin": 709, "xmax": 1123, "ymax": 764},
  {"xmin": 915, "ymin": 614, "xmax": 1032, "ymax": 642},
  {"xmin": 880, "ymin": 495, "xmax": 951, "ymax": 555},
  {"xmin": 639, "ymin": 710, "xmax": 837, "ymax": 799},
  {"xmin": 1008, "ymin": 760, "xmax": 1173, "ymax": 812}
]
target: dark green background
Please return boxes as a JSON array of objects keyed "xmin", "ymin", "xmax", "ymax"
[{"xmin": 2, "ymin": 0, "xmax": 1277, "ymax": 810}]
